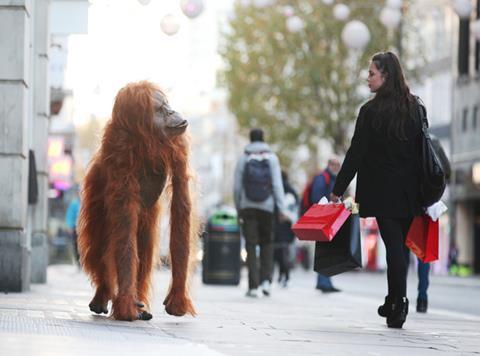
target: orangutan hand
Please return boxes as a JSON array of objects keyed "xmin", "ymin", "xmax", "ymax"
[{"xmin": 163, "ymin": 290, "xmax": 196, "ymax": 317}]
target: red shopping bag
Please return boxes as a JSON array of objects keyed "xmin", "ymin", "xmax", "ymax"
[
  {"xmin": 292, "ymin": 203, "xmax": 351, "ymax": 241},
  {"xmin": 405, "ymin": 215, "xmax": 439, "ymax": 263}
]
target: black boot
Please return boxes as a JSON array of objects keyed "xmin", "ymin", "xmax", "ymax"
[
  {"xmin": 387, "ymin": 297, "xmax": 409, "ymax": 328},
  {"xmin": 377, "ymin": 295, "xmax": 392, "ymax": 318},
  {"xmin": 416, "ymin": 298, "xmax": 428, "ymax": 313}
]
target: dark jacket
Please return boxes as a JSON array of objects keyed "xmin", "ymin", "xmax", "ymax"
[
  {"xmin": 332, "ymin": 100, "xmax": 423, "ymax": 218},
  {"xmin": 310, "ymin": 168, "xmax": 336, "ymax": 204}
]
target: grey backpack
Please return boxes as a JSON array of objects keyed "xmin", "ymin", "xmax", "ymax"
[{"xmin": 243, "ymin": 152, "xmax": 272, "ymax": 202}]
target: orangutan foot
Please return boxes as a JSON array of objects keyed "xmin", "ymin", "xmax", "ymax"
[
  {"xmin": 134, "ymin": 301, "xmax": 152, "ymax": 320},
  {"xmin": 138, "ymin": 310, "xmax": 153, "ymax": 320}
]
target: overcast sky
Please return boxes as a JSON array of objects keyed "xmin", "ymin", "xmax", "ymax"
[{"xmin": 65, "ymin": 0, "xmax": 233, "ymax": 124}]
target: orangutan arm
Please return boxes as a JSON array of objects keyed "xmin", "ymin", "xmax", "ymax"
[
  {"xmin": 105, "ymin": 176, "xmax": 142, "ymax": 320},
  {"xmin": 169, "ymin": 159, "xmax": 191, "ymax": 294},
  {"xmin": 164, "ymin": 149, "xmax": 196, "ymax": 316},
  {"xmin": 111, "ymin": 199, "xmax": 139, "ymax": 296}
]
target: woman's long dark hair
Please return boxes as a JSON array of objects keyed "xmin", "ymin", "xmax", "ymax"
[{"xmin": 370, "ymin": 51, "xmax": 416, "ymax": 140}]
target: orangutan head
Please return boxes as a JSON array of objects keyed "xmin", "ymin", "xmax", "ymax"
[
  {"xmin": 153, "ymin": 91, "xmax": 188, "ymax": 137},
  {"xmin": 111, "ymin": 81, "xmax": 188, "ymax": 140}
]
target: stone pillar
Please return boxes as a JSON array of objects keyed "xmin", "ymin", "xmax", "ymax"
[
  {"xmin": 0, "ymin": 0, "xmax": 33, "ymax": 292},
  {"xmin": 30, "ymin": 0, "xmax": 50, "ymax": 284}
]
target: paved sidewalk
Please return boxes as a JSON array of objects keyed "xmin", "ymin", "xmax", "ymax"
[{"xmin": 0, "ymin": 265, "xmax": 479, "ymax": 356}]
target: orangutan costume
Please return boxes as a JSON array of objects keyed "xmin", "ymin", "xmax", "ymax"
[{"xmin": 77, "ymin": 81, "xmax": 198, "ymax": 321}]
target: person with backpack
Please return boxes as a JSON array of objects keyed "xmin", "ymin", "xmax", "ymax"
[
  {"xmin": 330, "ymin": 52, "xmax": 427, "ymax": 328},
  {"xmin": 234, "ymin": 128, "xmax": 288, "ymax": 298},
  {"xmin": 301, "ymin": 157, "xmax": 342, "ymax": 293}
]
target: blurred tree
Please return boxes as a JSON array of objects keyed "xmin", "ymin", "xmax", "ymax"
[{"xmin": 220, "ymin": 0, "xmax": 403, "ymax": 169}]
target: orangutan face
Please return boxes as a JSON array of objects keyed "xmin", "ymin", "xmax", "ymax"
[{"xmin": 153, "ymin": 91, "xmax": 188, "ymax": 136}]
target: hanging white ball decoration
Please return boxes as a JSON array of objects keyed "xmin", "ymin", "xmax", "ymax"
[
  {"xmin": 137, "ymin": 0, "xmax": 151, "ymax": 5},
  {"xmin": 160, "ymin": 14, "xmax": 180, "ymax": 36},
  {"xmin": 253, "ymin": 0, "xmax": 274, "ymax": 8},
  {"xmin": 286, "ymin": 15, "xmax": 304, "ymax": 33},
  {"xmin": 386, "ymin": 0, "xmax": 403, "ymax": 9},
  {"xmin": 322, "ymin": 0, "xmax": 334, "ymax": 5},
  {"xmin": 472, "ymin": 19, "xmax": 480, "ymax": 40},
  {"xmin": 341, "ymin": 20, "xmax": 371, "ymax": 50},
  {"xmin": 380, "ymin": 7, "xmax": 402, "ymax": 29},
  {"xmin": 333, "ymin": 4, "xmax": 350, "ymax": 21},
  {"xmin": 283, "ymin": 5, "xmax": 295, "ymax": 17},
  {"xmin": 180, "ymin": 0, "xmax": 204, "ymax": 19},
  {"xmin": 452, "ymin": 0, "xmax": 473, "ymax": 19}
]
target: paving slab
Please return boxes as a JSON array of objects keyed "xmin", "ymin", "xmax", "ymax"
[{"xmin": 0, "ymin": 265, "xmax": 479, "ymax": 356}]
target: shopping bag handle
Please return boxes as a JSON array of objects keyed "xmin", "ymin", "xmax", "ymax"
[{"xmin": 317, "ymin": 196, "xmax": 342, "ymax": 205}]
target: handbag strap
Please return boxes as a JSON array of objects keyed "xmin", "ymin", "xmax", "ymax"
[{"xmin": 414, "ymin": 96, "xmax": 430, "ymax": 138}]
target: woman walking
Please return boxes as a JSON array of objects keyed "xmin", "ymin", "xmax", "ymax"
[{"xmin": 331, "ymin": 52, "xmax": 422, "ymax": 328}]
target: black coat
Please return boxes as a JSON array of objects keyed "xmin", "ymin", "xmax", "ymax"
[{"xmin": 332, "ymin": 100, "xmax": 423, "ymax": 218}]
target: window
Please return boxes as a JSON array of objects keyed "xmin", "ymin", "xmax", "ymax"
[
  {"xmin": 458, "ymin": 19, "xmax": 470, "ymax": 76},
  {"xmin": 476, "ymin": 41, "xmax": 479, "ymax": 73},
  {"xmin": 475, "ymin": 0, "xmax": 480, "ymax": 74},
  {"xmin": 475, "ymin": 0, "xmax": 480, "ymax": 73},
  {"xmin": 462, "ymin": 108, "xmax": 468, "ymax": 132},
  {"xmin": 473, "ymin": 106, "xmax": 478, "ymax": 130}
]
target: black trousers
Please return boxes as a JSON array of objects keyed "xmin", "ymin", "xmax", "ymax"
[
  {"xmin": 241, "ymin": 208, "xmax": 274, "ymax": 289},
  {"xmin": 376, "ymin": 217, "xmax": 413, "ymax": 298},
  {"xmin": 274, "ymin": 244, "xmax": 291, "ymax": 282}
]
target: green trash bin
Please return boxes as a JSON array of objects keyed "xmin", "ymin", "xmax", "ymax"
[{"xmin": 202, "ymin": 209, "xmax": 241, "ymax": 285}]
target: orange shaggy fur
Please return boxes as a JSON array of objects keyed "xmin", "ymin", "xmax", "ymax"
[{"xmin": 77, "ymin": 81, "xmax": 199, "ymax": 321}]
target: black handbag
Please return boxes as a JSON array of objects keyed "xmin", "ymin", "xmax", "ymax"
[
  {"xmin": 415, "ymin": 98, "xmax": 446, "ymax": 208},
  {"xmin": 313, "ymin": 214, "xmax": 362, "ymax": 277}
]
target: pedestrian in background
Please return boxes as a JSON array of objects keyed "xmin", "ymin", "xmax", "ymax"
[
  {"xmin": 234, "ymin": 128, "xmax": 288, "ymax": 298},
  {"xmin": 302, "ymin": 157, "xmax": 342, "ymax": 293},
  {"xmin": 273, "ymin": 170, "xmax": 298, "ymax": 288},
  {"xmin": 331, "ymin": 52, "xmax": 423, "ymax": 328},
  {"xmin": 65, "ymin": 185, "xmax": 81, "ymax": 265}
]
